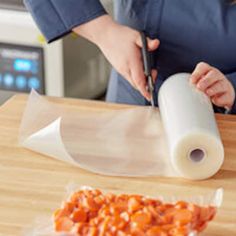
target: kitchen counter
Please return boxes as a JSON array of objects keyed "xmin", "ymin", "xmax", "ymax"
[{"xmin": 0, "ymin": 94, "xmax": 235, "ymax": 236}]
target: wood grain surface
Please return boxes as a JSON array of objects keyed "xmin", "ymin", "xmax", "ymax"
[{"xmin": 0, "ymin": 94, "xmax": 235, "ymax": 236}]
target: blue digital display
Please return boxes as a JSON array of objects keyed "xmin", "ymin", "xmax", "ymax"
[{"xmin": 14, "ymin": 59, "xmax": 33, "ymax": 72}]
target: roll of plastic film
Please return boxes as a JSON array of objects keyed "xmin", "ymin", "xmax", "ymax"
[{"xmin": 158, "ymin": 73, "xmax": 224, "ymax": 180}]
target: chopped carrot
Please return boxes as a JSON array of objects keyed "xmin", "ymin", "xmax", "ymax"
[
  {"xmin": 70, "ymin": 191, "xmax": 82, "ymax": 203},
  {"xmin": 87, "ymin": 226, "xmax": 98, "ymax": 236},
  {"xmin": 110, "ymin": 215, "xmax": 127, "ymax": 230},
  {"xmin": 91, "ymin": 189, "xmax": 102, "ymax": 196},
  {"xmin": 105, "ymin": 193, "xmax": 116, "ymax": 203},
  {"xmin": 120, "ymin": 211, "xmax": 130, "ymax": 222},
  {"xmin": 94, "ymin": 195, "xmax": 105, "ymax": 205},
  {"xmin": 71, "ymin": 222, "xmax": 84, "ymax": 234},
  {"xmin": 175, "ymin": 201, "xmax": 188, "ymax": 209},
  {"xmin": 54, "ymin": 216, "xmax": 74, "ymax": 232},
  {"xmin": 146, "ymin": 226, "xmax": 167, "ymax": 236},
  {"xmin": 53, "ymin": 189, "xmax": 217, "ymax": 236},
  {"xmin": 71, "ymin": 209, "xmax": 87, "ymax": 223},
  {"xmin": 110, "ymin": 202, "xmax": 127, "ymax": 215},
  {"xmin": 169, "ymin": 226, "xmax": 188, "ymax": 236},
  {"xmin": 53, "ymin": 208, "xmax": 70, "ymax": 221},
  {"xmin": 173, "ymin": 209, "xmax": 193, "ymax": 226},
  {"xmin": 83, "ymin": 196, "xmax": 100, "ymax": 211},
  {"xmin": 99, "ymin": 216, "xmax": 111, "ymax": 235},
  {"xmin": 161, "ymin": 224, "xmax": 175, "ymax": 232},
  {"xmin": 63, "ymin": 202, "xmax": 76, "ymax": 213},
  {"xmin": 130, "ymin": 228, "xmax": 146, "ymax": 236},
  {"xmin": 128, "ymin": 197, "xmax": 142, "ymax": 213},
  {"xmin": 131, "ymin": 211, "xmax": 151, "ymax": 229}
]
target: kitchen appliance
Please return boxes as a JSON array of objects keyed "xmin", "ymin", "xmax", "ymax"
[{"xmin": 0, "ymin": 0, "xmax": 112, "ymax": 104}]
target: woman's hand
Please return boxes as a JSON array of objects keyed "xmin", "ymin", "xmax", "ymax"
[
  {"xmin": 73, "ymin": 15, "xmax": 160, "ymax": 100},
  {"xmin": 190, "ymin": 62, "xmax": 235, "ymax": 110}
]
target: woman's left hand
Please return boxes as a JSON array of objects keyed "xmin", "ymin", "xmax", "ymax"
[{"xmin": 190, "ymin": 62, "xmax": 235, "ymax": 110}]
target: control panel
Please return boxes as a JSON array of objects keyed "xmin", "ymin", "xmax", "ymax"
[{"xmin": 0, "ymin": 43, "xmax": 45, "ymax": 93}]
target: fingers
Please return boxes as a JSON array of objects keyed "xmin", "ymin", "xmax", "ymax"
[
  {"xmin": 152, "ymin": 69, "xmax": 158, "ymax": 82},
  {"xmin": 147, "ymin": 38, "xmax": 160, "ymax": 51},
  {"xmin": 196, "ymin": 69, "xmax": 222, "ymax": 92},
  {"xmin": 129, "ymin": 62, "xmax": 158, "ymax": 101},
  {"xmin": 205, "ymin": 80, "xmax": 226, "ymax": 97},
  {"xmin": 130, "ymin": 56, "xmax": 151, "ymax": 100},
  {"xmin": 212, "ymin": 93, "xmax": 231, "ymax": 108},
  {"xmin": 122, "ymin": 32, "xmax": 159, "ymax": 101},
  {"xmin": 136, "ymin": 35, "xmax": 160, "ymax": 51},
  {"xmin": 132, "ymin": 34, "xmax": 159, "ymax": 100},
  {"xmin": 124, "ymin": 69, "xmax": 137, "ymax": 89},
  {"xmin": 191, "ymin": 62, "xmax": 212, "ymax": 84},
  {"xmin": 191, "ymin": 63, "xmax": 236, "ymax": 109},
  {"xmin": 130, "ymin": 68, "xmax": 158, "ymax": 101}
]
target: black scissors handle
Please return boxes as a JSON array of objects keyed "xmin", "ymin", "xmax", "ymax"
[
  {"xmin": 140, "ymin": 31, "xmax": 155, "ymax": 106},
  {"xmin": 140, "ymin": 32, "xmax": 152, "ymax": 77}
]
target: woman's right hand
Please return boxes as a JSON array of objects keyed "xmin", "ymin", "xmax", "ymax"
[{"xmin": 73, "ymin": 15, "xmax": 160, "ymax": 101}]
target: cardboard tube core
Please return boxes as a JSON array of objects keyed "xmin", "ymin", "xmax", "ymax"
[{"xmin": 189, "ymin": 149, "xmax": 205, "ymax": 163}]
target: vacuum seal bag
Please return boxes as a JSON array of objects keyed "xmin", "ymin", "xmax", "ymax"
[
  {"xmin": 19, "ymin": 73, "xmax": 224, "ymax": 180},
  {"xmin": 25, "ymin": 186, "xmax": 223, "ymax": 236}
]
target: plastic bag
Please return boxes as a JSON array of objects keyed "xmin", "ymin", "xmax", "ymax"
[{"xmin": 24, "ymin": 185, "xmax": 223, "ymax": 236}]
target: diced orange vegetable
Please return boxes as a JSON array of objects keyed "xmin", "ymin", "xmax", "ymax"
[
  {"xmin": 161, "ymin": 224, "xmax": 175, "ymax": 232},
  {"xmin": 109, "ymin": 202, "xmax": 126, "ymax": 215},
  {"xmin": 94, "ymin": 195, "xmax": 105, "ymax": 205},
  {"xmin": 83, "ymin": 196, "xmax": 100, "ymax": 211},
  {"xmin": 130, "ymin": 228, "xmax": 146, "ymax": 236},
  {"xmin": 53, "ymin": 208, "xmax": 70, "ymax": 221},
  {"xmin": 175, "ymin": 201, "xmax": 188, "ymax": 209},
  {"xmin": 173, "ymin": 209, "xmax": 193, "ymax": 226},
  {"xmin": 99, "ymin": 216, "xmax": 111, "ymax": 235},
  {"xmin": 128, "ymin": 197, "xmax": 142, "ymax": 213},
  {"xmin": 71, "ymin": 222, "xmax": 85, "ymax": 234},
  {"xmin": 146, "ymin": 226, "xmax": 167, "ymax": 236},
  {"xmin": 111, "ymin": 215, "xmax": 127, "ymax": 230},
  {"xmin": 169, "ymin": 226, "xmax": 188, "ymax": 236},
  {"xmin": 53, "ymin": 189, "xmax": 217, "ymax": 236},
  {"xmin": 70, "ymin": 191, "xmax": 82, "ymax": 203},
  {"xmin": 131, "ymin": 211, "xmax": 151, "ymax": 229},
  {"xmin": 71, "ymin": 209, "xmax": 87, "ymax": 223},
  {"xmin": 87, "ymin": 226, "xmax": 98, "ymax": 236},
  {"xmin": 54, "ymin": 216, "xmax": 74, "ymax": 232}
]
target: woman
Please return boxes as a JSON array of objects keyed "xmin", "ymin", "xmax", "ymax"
[{"xmin": 24, "ymin": 0, "xmax": 236, "ymax": 113}]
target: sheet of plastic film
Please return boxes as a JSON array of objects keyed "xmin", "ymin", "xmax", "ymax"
[
  {"xmin": 19, "ymin": 73, "xmax": 224, "ymax": 180},
  {"xmin": 19, "ymin": 90, "xmax": 174, "ymax": 177}
]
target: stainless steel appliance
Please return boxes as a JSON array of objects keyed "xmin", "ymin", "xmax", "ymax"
[{"xmin": 0, "ymin": 0, "xmax": 112, "ymax": 104}]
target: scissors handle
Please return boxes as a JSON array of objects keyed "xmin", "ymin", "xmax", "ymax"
[
  {"xmin": 140, "ymin": 31, "xmax": 155, "ymax": 106},
  {"xmin": 140, "ymin": 32, "xmax": 152, "ymax": 78}
]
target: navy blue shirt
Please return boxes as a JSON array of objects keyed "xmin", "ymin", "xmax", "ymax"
[{"xmin": 24, "ymin": 0, "xmax": 236, "ymax": 113}]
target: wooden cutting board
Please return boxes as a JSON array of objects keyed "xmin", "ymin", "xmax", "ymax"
[{"xmin": 0, "ymin": 94, "xmax": 235, "ymax": 236}]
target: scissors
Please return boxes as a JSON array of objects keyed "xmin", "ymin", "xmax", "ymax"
[{"xmin": 140, "ymin": 31, "xmax": 156, "ymax": 107}]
